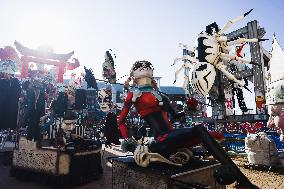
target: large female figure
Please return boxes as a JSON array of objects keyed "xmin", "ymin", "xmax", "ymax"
[{"xmin": 118, "ymin": 61, "xmax": 257, "ymax": 189}]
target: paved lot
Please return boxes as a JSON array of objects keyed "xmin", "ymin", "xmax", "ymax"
[
  {"xmin": 1, "ymin": 147, "xmax": 284, "ymax": 189},
  {"xmin": 0, "ymin": 146, "xmax": 128, "ymax": 189}
]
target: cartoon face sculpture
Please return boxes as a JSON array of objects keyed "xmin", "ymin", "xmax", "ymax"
[
  {"xmin": 131, "ymin": 60, "xmax": 154, "ymax": 79},
  {"xmin": 61, "ymin": 120, "xmax": 76, "ymax": 136},
  {"xmin": 191, "ymin": 62, "xmax": 216, "ymax": 96},
  {"xmin": 97, "ymin": 88, "xmax": 113, "ymax": 112}
]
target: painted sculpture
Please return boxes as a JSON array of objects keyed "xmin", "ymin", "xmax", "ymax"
[
  {"xmin": 267, "ymin": 35, "xmax": 284, "ymax": 141},
  {"xmin": 191, "ymin": 62, "xmax": 217, "ymax": 96},
  {"xmin": 172, "ymin": 43, "xmax": 196, "ymax": 95},
  {"xmin": 97, "ymin": 87, "xmax": 113, "ymax": 112},
  {"xmin": 118, "ymin": 60, "xmax": 257, "ymax": 188},
  {"xmin": 192, "ymin": 9, "xmax": 267, "ymax": 96},
  {"xmin": 245, "ymin": 132, "xmax": 279, "ymax": 166},
  {"xmin": 102, "ymin": 50, "xmax": 116, "ymax": 84}
]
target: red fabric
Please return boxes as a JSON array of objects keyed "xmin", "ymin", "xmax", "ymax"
[
  {"xmin": 118, "ymin": 91, "xmax": 164, "ymax": 124},
  {"xmin": 240, "ymin": 122, "xmax": 257, "ymax": 134},
  {"xmin": 236, "ymin": 43, "xmax": 246, "ymax": 58},
  {"xmin": 118, "ymin": 90, "xmax": 173, "ymax": 137},
  {"xmin": 119, "ymin": 123, "xmax": 128, "ymax": 139},
  {"xmin": 156, "ymin": 133, "xmax": 169, "ymax": 142},
  {"xmin": 162, "ymin": 111, "xmax": 173, "ymax": 130},
  {"xmin": 186, "ymin": 97, "xmax": 198, "ymax": 110},
  {"xmin": 208, "ymin": 131, "xmax": 224, "ymax": 141},
  {"xmin": 118, "ymin": 92, "xmax": 133, "ymax": 124},
  {"xmin": 254, "ymin": 122, "xmax": 264, "ymax": 129},
  {"xmin": 135, "ymin": 92, "xmax": 162, "ymax": 117}
]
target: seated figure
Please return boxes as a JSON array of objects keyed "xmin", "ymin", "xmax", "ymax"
[{"xmin": 118, "ymin": 60, "xmax": 257, "ymax": 188}]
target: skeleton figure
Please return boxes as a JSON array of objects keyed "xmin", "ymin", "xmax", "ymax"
[
  {"xmin": 134, "ymin": 144, "xmax": 182, "ymax": 167},
  {"xmin": 97, "ymin": 88, "xmax": 113, "ymax": 112},
  {"xmin": 196, "ymin": 9, "xmax": 266, "ymax": 91},
  {"xmin": 133, "ymin": 137, "xmax": 193, "ymax": 167},
  {"xmin": 172, "ymin": 43, "xmax": 196, "ymax": 95}
]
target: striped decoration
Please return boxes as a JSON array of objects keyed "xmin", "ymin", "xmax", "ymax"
[
  {"xmin": 48, "ymin": 123, "xmax": 57, "ymax": 140},
  {"xmin": 75, "ymin": 125, "xmax": 86, "ymax": 137}
]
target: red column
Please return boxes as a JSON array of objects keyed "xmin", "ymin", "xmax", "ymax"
[
  {"xmin": 58, "ymin": 62, "xmax": 65, "ymax": 83},
  {"xmin": 21, "ymin": 56, "xmax": 29, "ymax": 79}
]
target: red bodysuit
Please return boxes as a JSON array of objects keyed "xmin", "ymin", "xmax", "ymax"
[{"xmin": 118, "ymin": 89, "xmax": 173, "ymax": 138}]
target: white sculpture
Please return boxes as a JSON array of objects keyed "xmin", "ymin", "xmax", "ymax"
[
  {"xmin": 172, "ymin": 43, "xmax": 196, "ymax": 95},
  {"xmin": 193, "ymin": 9, "xmax": 267, "ymax": 96},
  {"xmin": 134, "ymin": 144, "xmax": 182, "ymax": 167},
  {"xmin": 245, "ymin": 132, "xmax": 279, "ymax": 166},
  {"xmin": 191, "ymin": 62, "xmax": 217, "ymax": 96}
]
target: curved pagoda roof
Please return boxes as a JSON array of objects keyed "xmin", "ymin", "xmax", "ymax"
[{"xmin": 14, "ymin": 41, "xmax": 74, "ymax": 61}]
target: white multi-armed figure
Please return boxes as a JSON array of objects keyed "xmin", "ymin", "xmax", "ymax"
[
  {"xmin": 172, "ymin": 43, "xmax": 196, "ymax": 95},
  {"xmin": 191, "ymin": 9, "xmax": 267, "ymax": 96}
]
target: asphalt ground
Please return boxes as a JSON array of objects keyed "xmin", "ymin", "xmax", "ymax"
[
  {"xmin": 1, "ymin": 146, "xmax": 284, "ymax": 189},
  {"xmin": 0, "ymin": 145, "xmax": 128, "ymax": 189}
]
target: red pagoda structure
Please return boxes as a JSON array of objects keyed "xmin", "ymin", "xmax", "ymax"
[{"xmin": 14, "ymin": 41, "xmax": 80, "ymax": 83}]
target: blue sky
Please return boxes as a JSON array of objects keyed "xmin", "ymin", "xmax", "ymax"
[{"xmin": 0, "ymin": 0, "xmax": 283, "ymax": 87}]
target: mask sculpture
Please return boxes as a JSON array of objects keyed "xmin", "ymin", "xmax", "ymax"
[{"xmin": 97, "ymin": 88, "xmax": 113, "ymax": 112}]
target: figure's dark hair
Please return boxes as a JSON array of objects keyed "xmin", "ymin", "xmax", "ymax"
[
  {"xmin": 132, "ymin": 60, "xmax": 153, "ymax": 71},
  {"xmin": 206, "ymin": 22, "xmax": 220, "ymax": 35},
  {"xmin": 84, "ymin": 66, "xmax": 98, "ymax": 91},
  {"xmin": 106, "ymin": 51, "xmax": 114, "ymax": 67}
]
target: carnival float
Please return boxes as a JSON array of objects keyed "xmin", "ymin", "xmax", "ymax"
[
  {"xmin": 1, "ymin": 8, "xmax": 284, "ymax": 189},
  {"xmin": 0, "ymin": 42, "xmax": 104, "ymax": 187}
]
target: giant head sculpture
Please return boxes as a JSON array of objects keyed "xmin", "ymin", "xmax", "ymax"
[{"xmin": 97, "ymin": 87, "xmax": 113, "ymax": 112}]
